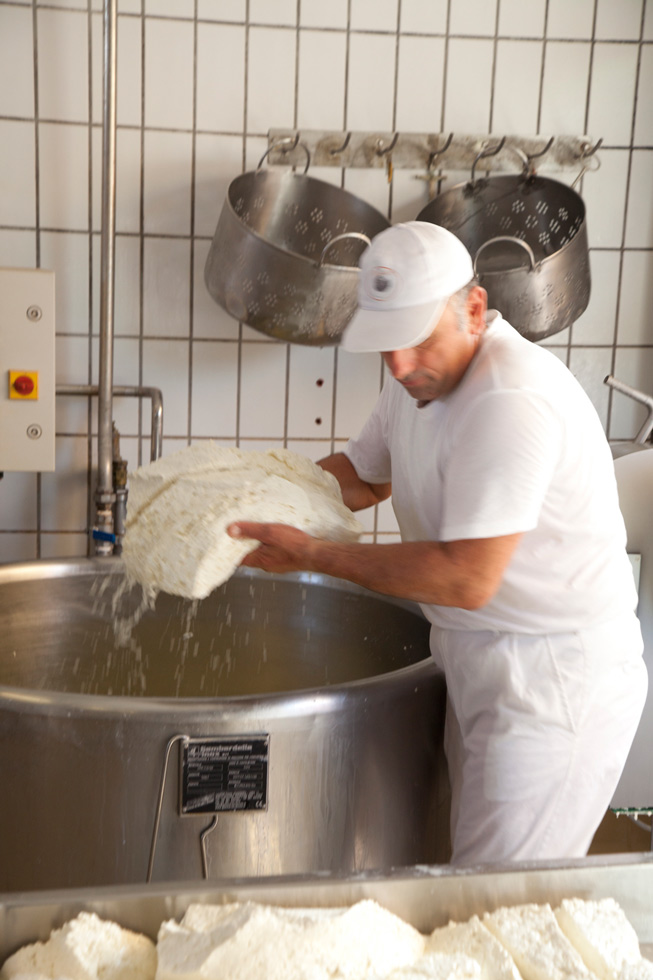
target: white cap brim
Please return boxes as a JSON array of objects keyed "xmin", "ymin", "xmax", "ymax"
[{"xmin": 340, "ymin": 296, "xmax": 448, "ymax": 353}]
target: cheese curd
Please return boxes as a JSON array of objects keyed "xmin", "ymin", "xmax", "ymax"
[
  {"xmin": 122, "ymin": 444, "xmax": 363, "ymax": 600},
  {"xmin": 2, "ymin": 898, "xmax": 651, "ymax": 980}
]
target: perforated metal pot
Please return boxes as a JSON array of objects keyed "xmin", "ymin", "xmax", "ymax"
[
  {"xmin": 204, "ymin": 156, "xmax": 389, "ymax": 345},
  {"xmin": 417, "ymin": 173, "xmax": 590, "ymax": 341}
]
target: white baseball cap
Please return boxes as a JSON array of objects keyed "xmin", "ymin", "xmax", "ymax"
[{"xmin": 340, "ymin": 221, "xmax": 474, "ymax": 353}]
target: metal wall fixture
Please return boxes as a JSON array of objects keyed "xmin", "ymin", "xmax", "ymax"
[
  {"xmin": 267, "ymin": 130, "xmax": 602, "ymax": 182},
  {"xmin": 57, "ymin": 385, "xmax": 163, "ymax": 554},
  {"xmin": 604, "ymin": 376, "xmax": 653, "ymax": 458}
]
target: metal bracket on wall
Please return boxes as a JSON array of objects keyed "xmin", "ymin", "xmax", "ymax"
[{"xmin": 267, "ymin": 130, "xmax": 602, "ymax": 175}]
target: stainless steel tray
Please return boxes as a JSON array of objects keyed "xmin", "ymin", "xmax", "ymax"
[{"xmin": 2, "ymin": 854, "xmax": 652, "ymax": 963}]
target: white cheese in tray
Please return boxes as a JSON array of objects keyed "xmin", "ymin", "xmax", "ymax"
[
  {"xmin": 426, "ymin": 915, "xmax": 523, "ymax": 979},
  {"xmin": 554, "ymin": 897, "xmax": 642, "ymax": 980},
  {"xmin": 122, "ymin": 443, "xmax": 363, "ymax": 600},
  {"xmin": 483, "ymin": 903, "xmax": 597, "ymax": 980},
  {"xmin": 618, "ymin": 960, "xmax": 653, "ymax": 980},
  {"xmin": 384, "ymin": 951, "xmax": 481, "ymax": 978},
  {"xmin": 155, "ymin": 899, "xmax": 425, "ymax": 980},
  {"xmin": 0, "ymin": 912, "xmax": 156, "ymax": 980}
]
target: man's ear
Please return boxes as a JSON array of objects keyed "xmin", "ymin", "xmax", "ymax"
[{"xmin": 466, "ymin": 285, "xmax": 488, "ymax": 336}]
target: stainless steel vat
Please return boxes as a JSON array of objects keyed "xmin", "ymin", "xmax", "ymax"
[{"xmin": 0, "ymin": 559, "xmax": 449, "ymax": 892}]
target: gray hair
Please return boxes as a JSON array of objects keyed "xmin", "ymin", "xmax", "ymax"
[{"xmin": 449, "ymin": 278, "xmax": 479, "ymax": 331}]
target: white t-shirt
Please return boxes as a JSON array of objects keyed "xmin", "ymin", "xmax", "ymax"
[{"xmin": 345, "ymin": 313, "xmax": 638, "ymax": 633}]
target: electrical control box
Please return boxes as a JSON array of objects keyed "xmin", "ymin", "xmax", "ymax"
[{"xmin": 0, "ymin": 268, "xmax": 56, "ymax": 472}]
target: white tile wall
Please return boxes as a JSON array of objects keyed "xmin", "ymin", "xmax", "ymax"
[
  {"xmin": 239, "ymin": 342, "xmax": 287, "ymax": 438},
  {"xmin": 144, "ymin": 17, "xmax": 194, "ymax": 130},
  {"xmin": 247, "ymin": 27, "xmax": 296, "ymax": 133},
  {"xmin": 492, "ymin": 40, "xmax": 543, "ymax": 133},
  {"xmin": 539, "ymin": 42, "xmax": 592, "ymax": 134},
  {"xmin": 498, "ymin": 0, "xmax": 546, "ymax": 38},
  {"xmin": 350, "ymin": 0, "xmax": 398, "ymax": 33},
  {"xmin": 396, "ymin": 36, "xmax": 445, "ymax": 132},
  {"xmin": 1, "ymin": 0, "xmax": 652, "ymax": 558},
  {"xmin": 547, "ymin": 0, "xmax": 595, "ymax": 40},
  {"xmin": 297, "ymin": 30, "xmax": 347, "ymax": 131},
  {"xmin": 0, "ymin": 472, "xmax": 38, "ymax": 531},
  {"xmin": 449, "ymin": 0, "xmax": 497, "ymax": 37},
  {"xmin": 625, "ymin": 151, "xmax": 653, "ymax": 247},
  {"xmin": 0, "ymin": 533, "xmax": 38, "ymax": 563},
  {"xmin": 444, "ymin": 39, "xmax": 494, "ymax": 131},
  {"xmin": 39, "ymin": 123, "xmax": 89, "ymax": 230},
  {"xmin": 300, "ymin": 0, "xmax": 348, "ymax": 31},
  {"xmin": 190, "ymin": 340, "xmax": 239, "ymax": 438},
  {"xmin": 595, "ymin": 0, "xmax": 644, "ymax": 41},
  {"xmin": 115, "ymin": 129, "xmax": 142, "ymax": 234},
  {"xmin": 0, "ymin": 121, "xmax": 37, "ymax": 227},
  {"xmin": 37, "ymin": 7, "xmax": 89, "ymax": 123},
  {"xmin": 142, "ymin": 238, "xmax": 191, "ymax": 336},
  {"xmin": 116, "ymin": 14, "xmax": 142, "ymax": 128},
  {"xmin": 617, "ymin": 250, "xmax": 653, "ymax": 345},
  {"xmin": 587, "ymin": 43, "xmax": 640, "ymax": 146},
  {"xmin": 0, "ymin": 5, "xmax": 34, "ymax": 118},
  {"xmin": 143, "ymin": 131, "xmax": 193, "ymax": 236},
  {"xmin": 287, "ymin": 346, "xmax": 335, "ymax": 439},
  {"xmin": 400, "ymin": 0, "xmax": 447, "ymax": 35},
  {"xmin": 346, "ymin": 33, "xmax": 397, "ymax": 131},
  {"xmin": 40, "ymin": 231, "xmax": 90, "ymax": 335},
  {"xmin": 196, "ymin": 23, "xmax": 246, "ymax": 133},
  {"xmin": 634, "ymin": 43, "xmax": 653, "ymax": 144},
  {"xmin": 572, "ymin": 250, "xmax": 620, "ymax": 345}
]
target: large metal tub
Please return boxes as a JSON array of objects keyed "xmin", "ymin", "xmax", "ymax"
[{"xmin": 0, "ymin": 559, "xmax": 449, "ymax": 892}]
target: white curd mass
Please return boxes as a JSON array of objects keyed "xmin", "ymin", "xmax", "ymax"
[
  {"xmin": 1, "ymin": 897, "xmax": 651, "ymax": 980},
  {"xmin": 121, "ymin": 443, "xmax": 363, "ymax": 600}
]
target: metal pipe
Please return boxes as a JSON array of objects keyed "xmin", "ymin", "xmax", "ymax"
[
  {"xmin": 56, "ymin": 385, "xmax": 164, "ymax": 462},
  {"xmin": 604, "ymin": 375, "xmax": 653, "ymax": 445},
  {"xmin": 95, "ymin": 0, "xmax": 118, "ymax": 551}
]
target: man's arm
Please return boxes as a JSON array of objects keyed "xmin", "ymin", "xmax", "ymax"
[
  {"xmin": 317, "ymin": 452, "xmax": 391, "ymax": 511},
  {"xmin": 228, "ymin": 523, "xmax": 522, "ymax": 610}
]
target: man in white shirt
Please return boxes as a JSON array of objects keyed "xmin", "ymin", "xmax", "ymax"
[{"xmin": 229, "ymin": 222, "xmax": 647, "ymax": 864}]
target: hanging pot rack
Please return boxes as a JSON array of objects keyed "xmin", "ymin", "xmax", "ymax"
[{"xmin": 266, "ymin": 129, "xmax": 602, "ymax": 183}]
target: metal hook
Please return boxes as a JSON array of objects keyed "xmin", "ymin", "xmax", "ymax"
[
  {"xmin": 512, "ymin": 136, "xmax": 555, "ymax": 178},
  {"xmin": 258, "ymin": 137, "xmax": 311, "ymax": 174},
  {"xmin": 571, "ymin": 138, "xmax": 603, "ymax": 189},
  {"xmin": 578, "ymin": 138, "xmax": 603, "ymax": 160},
  {"xmin": 471, "ymin": 136, "xmax": 506, "ymax": 184},
  {"xmin": 329, "ymin": 132, "xmax": 352, "ymax": 155},
  {"xmin": 527, "ymin": 135, "xmax": 555, "ymax": 162},
  {"xmin": 375, "ymin": 132, "xmax": 399, "ymax": 156},
  {"xmin": 428, "ymin": 132, "xmax": 454, "ymax": 170}
]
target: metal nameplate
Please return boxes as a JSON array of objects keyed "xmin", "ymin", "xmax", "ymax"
[{"xmin": 180, "ymin": 736, "xmax": 269, "ymax": 815}]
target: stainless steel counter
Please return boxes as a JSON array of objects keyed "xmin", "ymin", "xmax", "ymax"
[{"xmin": 1, "ymin": 853, "xmax": 652, "ymax": 963}]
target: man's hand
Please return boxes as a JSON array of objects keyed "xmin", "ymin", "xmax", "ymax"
[{"xmin": 228, "ymin": 522, "xmax": 317, "ymax": 574}]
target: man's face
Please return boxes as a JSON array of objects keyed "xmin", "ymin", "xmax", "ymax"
[{"xmin": 381, "ymin": 289, "xmax": 485, "ymax": 404}]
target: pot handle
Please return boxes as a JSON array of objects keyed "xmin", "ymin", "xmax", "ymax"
[
  {"xmin": 258, "ymin": 137, "xmax": 311, "ymax": 175},
  {"xmin": 319, "ymin": 232, "xmax": 371, "ymax": 267},
  {"xmin": 473, "ymin": 236, "xmax": 537, "ymax": 275}
]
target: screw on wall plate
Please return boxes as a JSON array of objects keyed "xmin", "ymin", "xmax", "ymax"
[
  {"xmin": 26, "ymin": 305, "xmax": 42, "ymax": 321},
  {"xmin": 26, "ymin": 424, "xmax": 42, "ymax": 439}
]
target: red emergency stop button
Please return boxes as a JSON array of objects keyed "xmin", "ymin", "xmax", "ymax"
[
  {"xmin": 9, "ymin": 370, "xmax": 39, "ymax": 399},
  {"xmin": 14, "ymin": 375, "xmax": 34, "ymax": 395}
]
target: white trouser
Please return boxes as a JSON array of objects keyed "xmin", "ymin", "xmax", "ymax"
[{"xmin": 430, "ymin": 612, "xmax": 648, "ymax": 865}]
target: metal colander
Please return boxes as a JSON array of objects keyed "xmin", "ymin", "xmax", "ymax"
[
  {"xmin": 204, "ymin": 158, "xmax": 389, "ymax": 345},
  {"xmin": 417, "ymin": 173, "xmax": 591, "ymax": 341}
]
